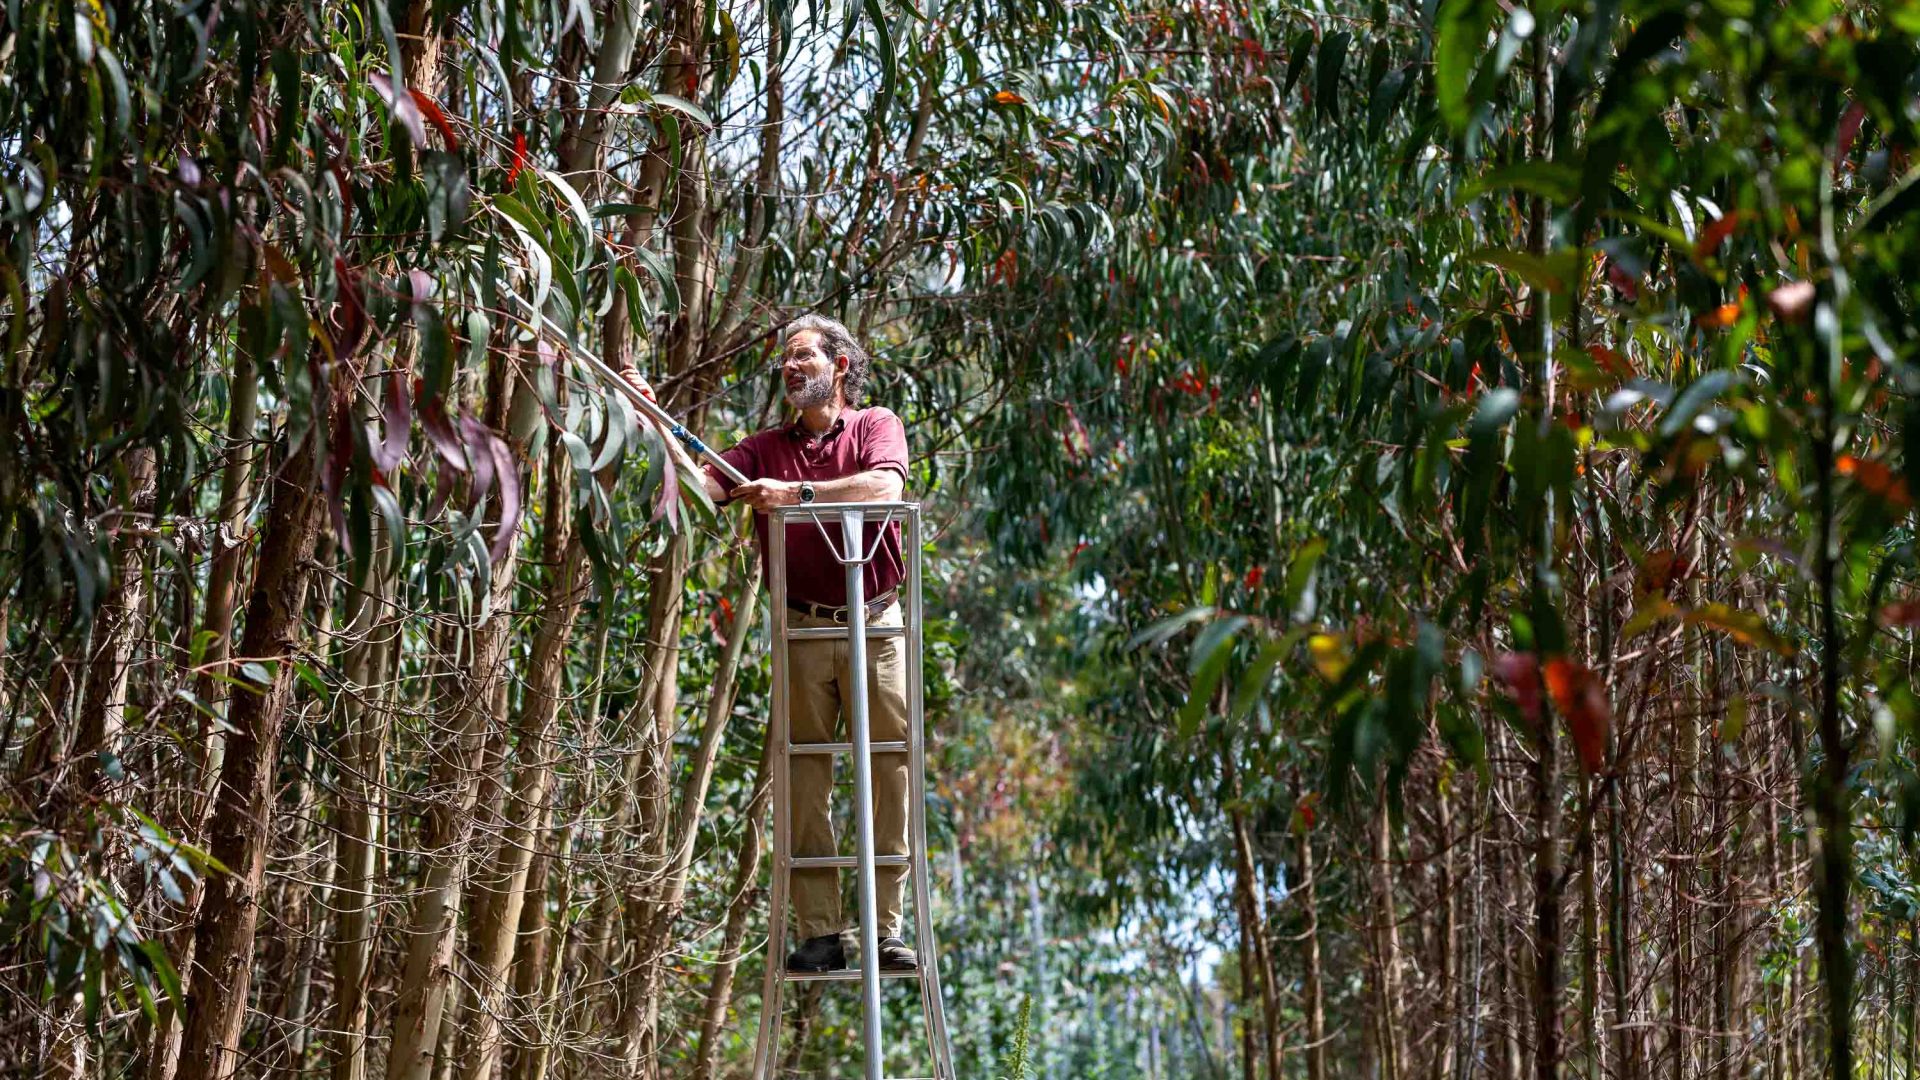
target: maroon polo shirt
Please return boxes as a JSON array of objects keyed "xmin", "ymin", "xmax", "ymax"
[{"xmin": 706, "ymin": 406, "xmax": 909, "ymax": 608}]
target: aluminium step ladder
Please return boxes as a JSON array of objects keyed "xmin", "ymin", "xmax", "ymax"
[{"xmin": 750, "ymin": 501, "xmax": 955, "ymax": 1080}]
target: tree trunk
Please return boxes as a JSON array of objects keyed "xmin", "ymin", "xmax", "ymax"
[
  {"xmin": 1535, "ymin": 709, "xmax": 1562, "ymax": 1080},
  {"xmin": 618, "ymin": 530, "xmax": 690, "ymax": 1078},
  {"xmin": 456, "ymin": 442, "xmax": 589, "ymax": 1080},
  {"xmin": 631, "ymin": 547, "xmax": 762, "ymax": 1036},
  {"xmin": 330, "ymin": 527, "xmax": 397, "ymax": 1080},
  {"xmin": 1373, "ymin": 782, "xmax": 1404, "ymax": 1080},
  {"xmin": 1300, "ymin": 824, "xmax": 1326, "ymax": 1080},
  {"xmin": 693, "ymin": 720, "xmax": 778, "ymax": 1079},
  {"xmin": 177, "ymin": 422, "xmax": 330, "ymax": 1079},
  {"xmin": 386, "ymin": 355, "xmax": 529, "ymax": 1080}
]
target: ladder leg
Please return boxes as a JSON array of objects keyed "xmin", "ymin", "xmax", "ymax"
[
  {"xmin": 906, "ymin": 507, "xmax": 956, "ymax": 1079},
  {"xmin": 842, "ymin": 509, "xmax": 885, "ymax": 1080}
]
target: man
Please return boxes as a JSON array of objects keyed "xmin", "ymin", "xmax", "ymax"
[{"xmin": 629, "ymin": 314, "xmax": 917, "ymax": 974}]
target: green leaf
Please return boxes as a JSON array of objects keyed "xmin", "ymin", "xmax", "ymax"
[
  {"xmin": 1435, "ymin": 0, "xmax": 1497, "ymax": 131},
  {"xmin": 1459, "ymin": 161, "xmax": 1582, "ymax": 203},
  {"xmin": 1658, "ymin": 369, "xmax": 1737, "ymax": 440},
  {"xmin": 648, "ymin": 92, "xmax": 712, "ymax": 129},
  {"xmin": 1126, "ymin": 606, "xmax": 1216, "ymax": 651},
  {"xmin": 1315, "ymin": 31, "xmax": 1349, "ymax": 120},
  {"xmin": 1470, "ymin": 248, "xmax": 1579, "ymax": 294},
  {"xmin": 1285, "ymin": 537, "xmax": 1326, "ymax": 621},
  {"xmin": 1231, "ymin": 639, "xmax": 1291, "ymax": 720},
  {"xmin": 1188, "ymin": 615, "xmax": 1249, "ymax": 678},
  {"xmin": 1283, "ymin": 28, "xmax": 1315, "ymax": 96}
]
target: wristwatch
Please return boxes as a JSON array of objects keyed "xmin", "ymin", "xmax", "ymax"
[{"xmin": 798, "ymin": 481, "xmax": 816, "ymax": 504}]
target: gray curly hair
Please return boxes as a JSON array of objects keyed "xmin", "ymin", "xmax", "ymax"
[{"xmin": 783, "ymin": 313, "xmax": 873, "ymax": 406}]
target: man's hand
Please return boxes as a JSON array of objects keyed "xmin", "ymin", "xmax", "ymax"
[{"xmin": 728, "ymin": 478, "xmax": 799, "ymax": 511}]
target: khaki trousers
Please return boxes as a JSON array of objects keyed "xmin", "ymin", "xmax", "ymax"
[{"xmin": 787, "ymin": 600, "xmax": 910, "ymax": 940}]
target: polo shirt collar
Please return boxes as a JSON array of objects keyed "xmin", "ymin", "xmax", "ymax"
[{"xmin": 789, "ymin": 412, "xmax": 850, "ymax": 440}]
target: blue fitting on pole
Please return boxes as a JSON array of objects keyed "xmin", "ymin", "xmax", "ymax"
[{"xmin": 670, "ymin": 424, "xmax": 711, "ymax": 455}]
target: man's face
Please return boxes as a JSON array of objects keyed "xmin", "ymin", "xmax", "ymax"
[{"xmin": 781, "ymin": 330, "xmax": 840, "ymax": 409}]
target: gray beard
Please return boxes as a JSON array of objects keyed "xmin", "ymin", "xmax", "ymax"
[{"xmin": 786, "ymin": 370, "xmax": 837, "ymax": 409}]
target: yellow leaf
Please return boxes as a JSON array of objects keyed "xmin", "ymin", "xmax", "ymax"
[{"xmin": 1308, "ymin": 633, "xmax": 1348, "ymax": 682}]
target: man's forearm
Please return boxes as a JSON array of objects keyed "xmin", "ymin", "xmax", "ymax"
[{"xmin": 809, "ymin": 469, "xmax": 904, "ymax": 502}]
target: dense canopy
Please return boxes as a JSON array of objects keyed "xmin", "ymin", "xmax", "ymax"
[{"xmin": 5, "ymin": 0, "xmax": 1920, "ymax": 1076}]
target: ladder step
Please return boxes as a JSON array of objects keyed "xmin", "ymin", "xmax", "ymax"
[
  {"xmin": 782, "ymin": 967, "xmax": 922, "ymax": 983},
  {"xmin": 788, "ymin": 854, "xmax": 910, "ymax": 869},
  {"xmin": 787, "ymin": 741, "xmax": 909, "ymax": 755},
  {"xmin": 785, "ymin": 625, "xmax": 907, "ymax": 641}
]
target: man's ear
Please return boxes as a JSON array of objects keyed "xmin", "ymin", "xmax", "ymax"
[{"xmin": 834, "ymin": 353, "xmax": 850, "ymax": 372}]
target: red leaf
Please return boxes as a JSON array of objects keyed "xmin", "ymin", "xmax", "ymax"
[
  {"xmin": 1544, "ymin": 657, "xmax": 1611, "ymax": 774},
  {"xmin": 409, "ymin": 88, "xmax": 460, "ymax": 150},
  {"xmin": 1603, "ymin": 256, "xmax": 1640, "ymax": 301},
  {"xmin": 1586, "ymin": 344, "xmax": 1634, "ymax": 378},
  {"xmin": 1243, "ymin": 565, "xmax": 1264, "ymax": 592},
  {"xmin": 1492, "ymin": 652, "xmax": 1543, "ymax": 729},
  {"xmin": 505, "ymin": 131, "xmax": 528, "ymax": 188},
  {"xmin": 1837, "ymin": 101, "xmax": 1867, "ymax": 173},
  {"xmin": 329, "ymin": 257, "xmax": 368, "ymax": 361},
  {"xmin": 460, "ymin": 415, "xmax": 497, "ymax": 516},
  {"xmin": 485, "ymin": 428, "xmax": 521, "ymax": 562},
  {"xmin": 367, "ymin": 71, "xmax": 428, "ymax": 148},
  {"xmin": 1693, "ymin": 210, "xmax": 1741, "ymax": 262},
  {"xmin": 372, "ymin": 371, "xmax": 412, "ymax": 473},
  {"xmin": 1837, "ymin": 454, "xmax": 1913, "ymax": 509},
  {"xmin": 419, "ymin": 397, "xmax": 469, "ymax": 473},
  {"xmin": 1882, "ymin": 600, "xmax": 1920, "ymax": 626}
]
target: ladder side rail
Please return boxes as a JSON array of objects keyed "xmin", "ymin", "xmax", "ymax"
[
  {"xmin": 749, "ymin": 517, "xmax": 792, "ymax": 1080},
  {"xmin": 841, "ymin": 508, "xmax": 886, "ymax": 1080},
  {"xmin": 906, "ymin": 506, "xmax": 957, "ymax": 1078}
]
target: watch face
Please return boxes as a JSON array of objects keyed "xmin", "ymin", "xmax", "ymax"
[{"xmin": 800, "ymin": 484, "xmax": 815, "ymax": 503}]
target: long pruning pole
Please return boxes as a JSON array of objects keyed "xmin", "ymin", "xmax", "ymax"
[{"xmin": 506, "ymin": 291, "xmax": 751, "ymax": 489}]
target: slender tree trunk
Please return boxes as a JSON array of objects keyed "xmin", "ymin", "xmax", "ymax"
[
  {"xmin": 178, "ymin": 420, "xmax": 330, "ymax": 1079},
  {"xmin": 1300, "ymin": 824, "xmax": 1326, "ymax": 1080},
  {"xmin": 69, "ymin": 445, "xmax": 156, "ymax": 791},
  {"xmin": 633, "ymin": 548, "xmax": 762, "ymax": 989},
  {"xmin": 694, "ymin": 719, "xmax": 778, "ymax": 1080},
  {"xmin": 1226, "ymin": 783, "xmax": 1279, "ymax": 1080},
  {"xmin": 330, "ymin": 538, "xmax": 395, "ymax": 1080},
  {"xmin": 1535, "ymin": 714, "xmax": 1562, "ymax": 1080},
  {"xmin": 1373, "ymin": 782, "xmax": 1404, "ymax": 1080},
  {"xmin": 618, "ymin": 529, "xmax": 689, "ymax": 1079},
  {"xmin": 505, "ymin": 813, "xmax": 574, "ymax": 1080},
  {"xmin": 456, "ymin": 449, "xmax": 588, "ymax": 1080},
  {"xmin": 190, "ymin": 353, "xmax": 260, "ymax": 818},
  {"xmin": 387, "ymin": 356, "xmax": 529, "ymax": 1080}
]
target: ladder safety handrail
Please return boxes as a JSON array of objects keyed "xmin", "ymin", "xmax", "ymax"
[{"xmin": 797, "ymin": 504, "xmax": 903, "ymax": 568}]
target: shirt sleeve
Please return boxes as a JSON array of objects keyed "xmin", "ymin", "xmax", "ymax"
[
  {"xmin": 705, "ymin": 433, "xmax": 761, "ymax": 496},
  {"xmin": 858, "ymin": 408, "xmax": 909, "ymax": 478}
]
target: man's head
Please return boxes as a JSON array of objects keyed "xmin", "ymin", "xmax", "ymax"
[{"xmin": 780, "ymin": 314, "xmax": 871, "ymax": 409}]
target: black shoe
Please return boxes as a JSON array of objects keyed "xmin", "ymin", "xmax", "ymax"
[
  {"xmin": 877, "ymin": 936, "xmax": 918, "ymax": 971},
  {"xmin": 786, "ymin": 934, "xmax": 848, "ymax": 973}
]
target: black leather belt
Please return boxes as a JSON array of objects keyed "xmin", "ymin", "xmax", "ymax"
[{"xmin": 787, "ymin": 590, "xmax": 896, "ymax": 624}]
